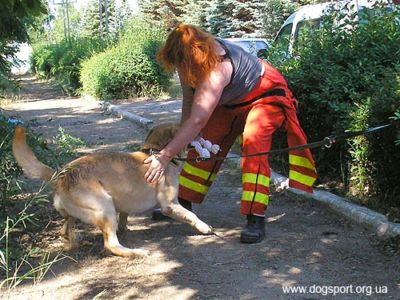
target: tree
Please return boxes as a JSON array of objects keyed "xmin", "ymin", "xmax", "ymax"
[
  {"xmin": 0, "ymin": 0, "xmax": 47, "ymax": 92},
  {"xmin": 111, "ymin": 0, "xmax": 133, "ymax": 36},
  {"xmin": 138, "ymin": 0, "xmax": 188, "ymax": 29},
  {"xmin": 204, "ymin": 0, "xmax": 234, "ymax": 37},
  {"xmin": 181, "ymin": 0, "xmax": 210, "ymax": 27},
  {"xmin": 80, "ymin": 0, "xmax": 128, "ymax": 40},
  {"xmin": 203, "ymin": 0, "xmax": 267, "ymax": 38},
  {"xmin": 46, "ymin": 4, "xmax": 81, "ymax": 42},
  {"xmin": 225, "ymin": 0, "xmax": 266, "ymax": 37},
  {"xmin": 262, "ymin": 0, "xmax": 298, "ymax": 40}
]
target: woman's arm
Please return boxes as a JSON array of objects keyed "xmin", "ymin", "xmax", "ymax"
[
  {"xmin": 179, "ymin": 72, "xmax": 194, "ymax": 125},
  {"xmin": 161, "ymin": 64, "xmax": 232, "ymax": 158},
  {"xmin": 144, "ymin": 62, "xmax": 232, "ymax": 183}
]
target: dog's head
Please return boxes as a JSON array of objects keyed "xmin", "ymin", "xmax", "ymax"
[{"xmin": 141, "ymin": 123, "xmax": 180, "ymax": 153}]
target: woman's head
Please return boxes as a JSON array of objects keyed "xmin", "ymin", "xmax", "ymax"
[{"xmin": 157, "ymin": 24, "xmax": 220, "ymax": 87}]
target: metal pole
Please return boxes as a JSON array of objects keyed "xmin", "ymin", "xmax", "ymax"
[
  {"xmin": 65, "ymin": 0, "xmax": 71, "ymax": 41},
  {"xmin": 99, "ymin": 0, "xmax": 104, "ymax": 40},
  {"xmin": 62, "ymin": 0, "xmax": 67, "ymax": 40}
]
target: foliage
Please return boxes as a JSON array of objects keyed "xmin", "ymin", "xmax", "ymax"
[
  {"xmin": 137, "ymin": 0, "xmax": 324, "ymax": 38},
  {"xmin": 227, "ymin": 0, "xmax": 266, "ymax": 37},
  {"xmin": 138, "ymin": 0, "xmax": 267, "ymax": 38},
  {"xmin": 0, "ymin": 188, "xmax": 66, "ymax": 290},
  {"xmin": 50, "ymin": 4, "xmax": 81, "ymax": 43},
  {"xmin": 80, "ymin": 0, "xmax": 132, "ymax": 41},
  {"xmin": 53, "ymin": 127, "xmax": 86, "ymax": 163},
  {"xmin": 80, "ymin": 18, "xmax": 171, "ymax": 99},
  {"xmin": 205, "ymin": 0, "xmax": 266, "ymax": 38},
  {"xmin": 30, "ymin": 38, "xmax": 106, "ymax": 95},
  {"xmin": 203, "ymin": 0, "xmax": 234, "ymax": 37},
  {"xmin": 181, "ymin": 0, "xmax": 209, "ymax": 27},
  {"xmin": 391, "ymin": 110, "xmax": 400, "ymax": 146},
  {"xmin": 262, "ymin": 0, "xmax": 298, "ymax": 40},
  {"xmin": 0, "ymin": 0, "xmax": 47, "ymax": 43},
  {"xmin": 138, "ymin": 0, "xmax": 187, "ymax": 29},
  {"xmin": 0, "ymin": 0, "xmax": 47, "ymax": 96},
  {"xmin": 270, "ymin": 5, "xmax": 400, "ymax": 208},
  {"xmin": 0, "ymin": 113, "xmax": 82, "ymax": 288}
]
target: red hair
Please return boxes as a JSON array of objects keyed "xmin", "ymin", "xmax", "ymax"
[{"xmin": 157, "ymin": 24, "xmax": 220, "ymax": 87}]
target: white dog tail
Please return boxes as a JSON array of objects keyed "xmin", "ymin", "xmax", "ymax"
[{"xmin": 12, "ymin": 126, "xmax": 55, "ymax": 182}]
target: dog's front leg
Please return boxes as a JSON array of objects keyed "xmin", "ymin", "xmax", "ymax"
[{"xmin": 161, "ymin": 203, "xmax": 213, "ymax": 234}]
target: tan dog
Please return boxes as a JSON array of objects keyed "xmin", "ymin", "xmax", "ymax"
[{"xmin": 13, "ymin": 124, "xmax": 212, "ymax": 257}]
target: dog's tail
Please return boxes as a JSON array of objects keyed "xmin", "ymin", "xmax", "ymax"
[{"xmin": 12, "ymin": 126, "xmax": 55, "ymax": 182}]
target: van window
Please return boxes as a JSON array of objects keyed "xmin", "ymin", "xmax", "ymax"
[
  {"xmin": 293, "ymin": 18, "xmax": 322, "ymax": 49},
  {"xmin": 273, "ymin": 23, "xmax": 293, "ymax": 54}
]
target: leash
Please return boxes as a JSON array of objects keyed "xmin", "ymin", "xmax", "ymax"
[{"xmin": 160, "ymin": 122, "xmax": 396, "ymax": 163}]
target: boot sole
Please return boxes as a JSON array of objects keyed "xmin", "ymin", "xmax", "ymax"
[{"xmin": 240, "ymin": 233, "xmax": 265, "ymax": 244}]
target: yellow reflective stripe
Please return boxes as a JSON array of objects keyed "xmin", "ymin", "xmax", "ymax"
[
  {"xmin": 242, "ymin": 173, "xmax": 270, "ymax": 187},
  {"xmin": 289, "ymin": 170, "xmax": 316, "ymax": 187},
  {"xmin": 179, "ymin": 176, "xmax": 209, "ymax": 194},
  {"xmin": 289, "ymin": 154, "xmax": 316, "ymax": 171},
  {"xmin": 242, "ymin": 191, "xmax": 269, "ymax": 205},
  {"xmin": 182, "ymin": 163, "xmax": 216, "ymax": 181}
]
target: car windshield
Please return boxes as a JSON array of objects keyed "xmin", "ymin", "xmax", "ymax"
[
  {"xmin": 273, "ymin": 23, "xmax": 293, "ymax": 55},
  {"xmin": 235, "ymin": 40, "xmax": 268, "ymax": 54},
  {"xmin": 294, "ymin": 18, "xmax": 322, "ymax": 49}
]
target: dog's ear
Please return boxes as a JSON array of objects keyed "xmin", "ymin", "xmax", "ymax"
[{"xmin": 141, "ymin": 123, "xmax": 179, "ymax": 151}]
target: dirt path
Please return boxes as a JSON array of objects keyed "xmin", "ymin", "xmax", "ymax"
[{"xmin": 1, "ymin": 75, "xmax": 399, "ymax": 300}]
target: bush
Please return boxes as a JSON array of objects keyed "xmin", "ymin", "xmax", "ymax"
[
  {"xmin": 30, "ymin": 37, "xmax": 105, "ymax": 95},
  {"xmin": 80, "ymin": 18, "xmax": 171, "ymax": 99},
  {"xmin": 270, "ymin": 5, "xmax": 400, "ymax": 210}
]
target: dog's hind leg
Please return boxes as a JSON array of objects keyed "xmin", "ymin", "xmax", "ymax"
[
  {"xmin": 98, "ymin": 216, "xmax": 149, "ymax": 257},
  {"xmin": 55, "ymin": 194, "xmax": 78, "ymax": 250},
  {"xmin": 118, "ymin": 212, "xmax": 128, "ymax": 233},
  {"xmin": 161, "ymin": 203, "xmax": 213, "ymax": 234},
  {"xmin": 60, "ymin": 216, "xmax": 77, "ymax": 250}
]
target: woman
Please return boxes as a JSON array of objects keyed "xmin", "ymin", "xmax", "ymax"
[{"xmin": 144, "ymin": 24, "xmax": 317, "ymax": 243}]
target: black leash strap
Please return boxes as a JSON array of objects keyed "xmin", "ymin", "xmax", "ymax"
[{"xmin": 173, "ymin": 122, "xmax": 396, "ymax": 162}]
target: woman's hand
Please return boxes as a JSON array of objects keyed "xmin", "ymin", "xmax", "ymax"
[{"xmin": 144, "ymin": 154, "xmax": 170, "ymax": 183}]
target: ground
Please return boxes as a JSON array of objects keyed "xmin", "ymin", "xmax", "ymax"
[{"xmin": 1, "ymin": 75, "xmax": 399, "ymax": 299}]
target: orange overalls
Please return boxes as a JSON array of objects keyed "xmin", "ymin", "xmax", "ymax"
[{"xmin": 178, "ymin": 61, "xmax": 317, "ymax": 216}]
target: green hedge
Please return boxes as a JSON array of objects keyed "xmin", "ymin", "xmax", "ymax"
[
  {"xmin": 30, "ymin": 38, "xmax": 105, "ymax": 95},
  {"xmin": 271, "ymin": 6, "xmax": 400, "ymax": 209},
  {"xmin": 80, "ymin": 19, "xmax": 171, "ymax": 99}
]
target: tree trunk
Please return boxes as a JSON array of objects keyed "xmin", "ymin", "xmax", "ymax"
[
  {"xmin": 99, "ymin": 0, "xmax": 103, "ymax": 40},
  {"xmin": 105, "ymin": 0, "xmax": 109, "ymax": 34}
]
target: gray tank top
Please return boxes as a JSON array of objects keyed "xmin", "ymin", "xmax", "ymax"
[{"xmin": 217, "ymin": 39, "xmax": 263, "ymax": 105}]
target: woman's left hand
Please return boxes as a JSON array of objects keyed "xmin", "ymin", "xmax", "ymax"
[{"xmin": 144, "ymin": 154, "xmax": 170, "ymax": 183}]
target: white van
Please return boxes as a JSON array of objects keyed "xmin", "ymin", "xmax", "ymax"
[
  {"xmin": 223, "ymin": 38, "xmax": 270, "ymax": 58},
  {"xmin": 273, "ymin": 0, "xmax": 396, "ymax": 57}
]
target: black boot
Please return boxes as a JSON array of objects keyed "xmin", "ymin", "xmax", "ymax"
[
  {"xmin": 151, "ymin": 198, "xmax": 192, "ymax": 221},
  {"xmin": 240, "ymin": 215, "xmax": 265, "ymax": 244}
]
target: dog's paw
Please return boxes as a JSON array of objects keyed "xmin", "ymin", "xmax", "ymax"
[
  {"xmin": 196, "ymin": 222, "xmax": 213, "ymax": 235},
  {"xmin": 108, "ymin": 245, "xmax": 150, "ymax": 257},
  {"xmin": 131, "ymin": 249, "xmax": 150, "ymax": 257}
]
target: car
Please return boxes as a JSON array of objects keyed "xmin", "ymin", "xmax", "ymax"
[
  {"xmin": 273, "ymin": 0, "xmax": 397, "ymax": 58},
  {"xmin": 223, "ymin": 38, "xmax": 270, "ymax": 59}
]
